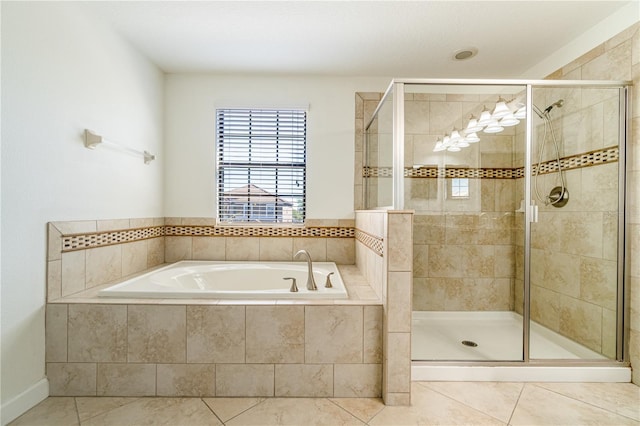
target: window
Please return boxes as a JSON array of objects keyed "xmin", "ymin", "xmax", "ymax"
[
  {"xmin": 450, "ymin": 178, "xmax": 470, "ymax": 198},
  {"xmin": 216, "ymin": 108, "xmax": 306, "ymax": 224}
]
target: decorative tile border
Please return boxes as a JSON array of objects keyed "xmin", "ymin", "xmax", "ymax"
[
  {"xmin": 355, "ymin": 229, "xmax": 384, "ymax": 257},
  {"xmin": 61, "ymin": 225, "xmax": 355, "ymax": 252},
  {"xmin": 363, "ymin": 146, "xmax": 618, "ymax": 180}
]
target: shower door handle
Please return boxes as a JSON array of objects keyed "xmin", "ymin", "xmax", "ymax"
[{"xmin": 530, "ymin": 204, "xmax": 539, "ymax": 223}]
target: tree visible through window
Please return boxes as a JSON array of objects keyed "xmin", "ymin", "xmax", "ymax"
[{"xmin": 216, "ymin": 108, "xmax": 306, "ymax": 223}]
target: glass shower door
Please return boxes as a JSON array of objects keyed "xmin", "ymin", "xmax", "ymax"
[{"xmin": 528, "ymin": 85, "xmax": 625, "ymax": 361}]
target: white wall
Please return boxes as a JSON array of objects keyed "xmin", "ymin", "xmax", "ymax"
[
  {"xmin": 0, "ymin": 3, "xmax": 163, "ymax": 423},
  {"xmin": 164, "ymin": 74, "xmax": 388, "ymax": 219}
]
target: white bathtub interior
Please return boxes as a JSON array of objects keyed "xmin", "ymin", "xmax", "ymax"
[{"xmin": 99, "ymin": 260, "xmax": 348, "ymax": 299}]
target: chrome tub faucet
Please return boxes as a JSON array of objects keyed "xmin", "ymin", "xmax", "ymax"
[{"xmin": 294, "ymin": 249, "xmax": 317, "ymax": 290}]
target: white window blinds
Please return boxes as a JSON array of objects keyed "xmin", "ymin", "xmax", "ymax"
[{"xmin": 216, "ymin": 108, "xmax": 307, "ymax": 224}]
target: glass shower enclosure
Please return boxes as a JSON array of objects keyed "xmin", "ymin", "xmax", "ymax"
[{"xmin": 364, "ymin": 79, "xmax": 630, "ymax": 365}]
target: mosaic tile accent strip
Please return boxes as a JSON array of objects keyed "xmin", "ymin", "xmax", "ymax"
[
  {"xmin": 62, "ymin": 226, "xmax": 164, "ymax": 252},
  {"xmin": 355, "ymin": 229, "xmax": 384, "ymax": 257},
  {"xmin": 363, "ymin": 146, "xmax": 618, "ymax": 179},
  {"xmin": 61, "ymin": 226, "xmax": 355, "ymax": 252},
  {"xmin": 164, "ymin": 226, "xmax": 355, "ymax": 238}
]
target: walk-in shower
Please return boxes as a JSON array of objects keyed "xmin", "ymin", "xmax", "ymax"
[{"xmin": 364, "ymin": 79, "xmax": 631, "ymax": 380}]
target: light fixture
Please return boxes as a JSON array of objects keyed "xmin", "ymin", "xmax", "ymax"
[
  {"xmin": 483, "ymin": 119, "xmax": 504, "ymax": 133},
  {"xmin": 447, "ymin": 145, "xmax": 461, "ymax": 152},
  {"xmin": 465, "ymin": 114, "xmax": 483, "ymax": 133},
  {"xmin": 449, "ymin": 128, "xmax": 463, "ymax": 143},
  {"xmin": 477, "ymin": 106, "xmax": 493, "ymax": 126},
  {"xmin": 452, "ymin": 47, "xmax": 478, "ymax": 61},
  {"xmin": 492, "ymin": 96, "xmax": 511, "ymax": 119},
  {"xmin": 514, "ymin": 105, "xmax": 527, "ymax": 119},
  {"xmin": 464, "ymin": 132, "xmax": 480, "ymax": 143},
  {"xmin": 457, "ymin": 139, "xmax": 470, "ymax": 148},
  {"xmin": 500, "ymin": 113, "xmax": 520, "ymax": 127},
  {"xmin": 433, "ymin": 138, "xmax": 447, "ymax": 152}
]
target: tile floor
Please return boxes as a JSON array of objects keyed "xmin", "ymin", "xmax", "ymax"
[{"xmin": 9, "ymin": 381, "xmax": 640, "ymax": 425}]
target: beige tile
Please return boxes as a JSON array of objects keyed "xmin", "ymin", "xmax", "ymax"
[
  {"xmin": 246, "ymin": 306, "xmax": 304, "ymax": 363},
  {"xmin": 259, "ymin": 237, "xmax": 293, "ymax": 261},
  {"xmin": 305, "ymin": 306, "xmax": 363, "ymax": 363},
  {"xmin": 216, "ymin": 364, "xmax": 274, "ymax": 397},
  {"xmin": 181, "ymin": 217, "xmax": 217, "ymax": 226},
  {"xmin": 47, "ymin": 363, "xmax": 96, "ymax": 396},
  {"xmin": 559, "ymin": 295, "xmax": 603, "ymax": 353},
  {"xmin": 165, "ymin": 236, "xmax": 193, "ymax": 262},
  {"xmin": 423, "ymin": 381, "xmax": 523, "ymax": 423},
  {"xmin": 68, "ymin": 304, "xmax": 127, "ymax": 362},
  {"xmin": 47, "ymin": 223, "xmax": 62, "ymax": 261},
  {"xmin": 82, "ymin": 398, "xmax": 222, "ymax": 426},
  {"xmin": 226, "ymin": 237, "xmax": 260, "ymax": 261},
  {"xmin": 535, "ymin": 382, "xmax": 640, "ymax": 421},
  {"xmin": 203, "ymin": 397, "xmax": 265, "ymax": 422},
  {"xmin": 583, "ymin": 39, "xmax": 632, "ymax": 81},
  {"xmin": 85, "ymin": 245, "xmax": 122, "ymax": 288},
  {"xmin": 51, "ymin": 220, "xmax": 96, "ymax": 235},
  {"xmin": 387, "ymin": 213, "xmax": 412, "ymax": 271},
  {"xmin": 75, "ymin": 397, "xmax": 140, "ymax": 421},
  {"xmin": 369, "ymin": 382, "xmax": 503, "ymax": 425},
  {"xmin": 580, "ymin": 257, "xmax": 617, "ymax": 310},
  {"xmin": 187, "ymin": 305, "xmax": 245, "ymax": 363},
  {"xmin": 511, "ymin": 384, "xmax": 637, "ymax": 425},
  {"xmin": 192, "ymin": 236, "xmax": 226, "ymax": 260},
  {"xmin": 226, "ymin": 398, "xmax": 364, "ymax": 426},
  {"xmin": 97, "ymin": 363, "xmax": 156, "ymax": 396},
  {"xmin": 383, "ymin": 392, "xmax": 411, "ymax": 406},
  {"xmin": 121, "ymin": 240, "xmax": 147, "ymax": 277},
  {"xmin": 329, "ymin": 398, "xmax": 385, "ymax": 423},
  {"xmin": 9, "ymin": 397, "xmax": 79, "ymax": 426},
  {"xmin": 530, "ymin": 285, "xmax": 560, "ymax": 332},
  {"xmin": 293, "ymin": 237, "xmax": 327, "ymax": 262},
  {"xmin": 130, "ymin": 217, "xmax": 154, "ymax": 228},
  {"xmin": 147, "ymin": 237, "xmax": 165, "ymax": 267},
  {"xmin": 334, "ymin": 364, "xmax": 382, "ymax": 398},
  {"xmin": 364, "ymin": 305, "xmax": 383, "ymax": 363},
  {"xmin": 96, "ymin": 219, "xmax": 130, "ymax": 232},
  {"xmin": 385, "ymin": 333, "xmax": 410, "ymax": 393},
  {"xmin": 387, "ymin": 271, "xmax": 412, "ymax": 332},
  {"xmin": 47, "ymin": 260, "xmax": 62, "ymax": 301},
  {"xmin": 157, "ymin": 364, "xmax": 215, "ymax": 397},
  {"xmin": 61, "ymin": 251, "xmax": 85, "ymax": 296},
  {"xmin": 128, "ymin": 305, "xmax": 186, "ymax": 363},
  {"xmin": 327, "ymin": 238, "xmax": 355, "ymax": 264},
  {"xmin": 274, "ymin": 364, "xmax": 333, "ymax": 397},
  {"xmin": 413, "ymin": 244, "xmax": 428, "ymax": 278},
  {"xmin": 45, "ymin": 304, "xmax": 67, "ymax": 362}
]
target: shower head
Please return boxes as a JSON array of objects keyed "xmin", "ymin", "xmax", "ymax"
[{"xmin": 543, "ymin": 99, "xmax": 564, "ymax": 114}]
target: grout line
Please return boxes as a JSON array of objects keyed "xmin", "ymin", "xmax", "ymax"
[
  {"xmin": 73, "ymin": 397, "xmax": 81, "ymax": 425},
  {"xmin": 507, "ymin": 383, "xmax": 526, "ymax": 425},
  {"xmin": 201, "ymin": 397, "xmax": 226, "ymax": 425}
]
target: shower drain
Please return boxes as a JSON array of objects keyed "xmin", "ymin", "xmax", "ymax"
[{"xmin": 461, "ymin": 340, "xmax": 478, "ymax": 347}]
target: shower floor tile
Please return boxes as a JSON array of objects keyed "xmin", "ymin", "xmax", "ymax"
[{"xmin": 412, "ymin": 311, "xmax": 606, "ymax": 361}]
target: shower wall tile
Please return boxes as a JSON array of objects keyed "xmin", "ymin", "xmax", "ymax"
[
  {"xmin": 582, "ymin": 39, "xmax": 632, "ymax": 81},
  {"xmin": 413, "ymin": 244, "xmax": 429, "ymax": 278},
  {"xmin": 530, "ymin": 285, "xmax": 560, "ymax": 331},
  {"xmin": 68, "ymin": 304, "xmax": 127, "ymax": 362},
  {"xmin": 293, "ymin": 238, "xmax": 327, "ymax": 262},
  {"xmin": 559, "ymin": 296, "xmax": 603, "ymax": 353},
  {"xmin": 274, "ymin": 364, "xmax": 333, "ymax": 397},
  {"xmin": 147, "ymin": 237, "xmax": 165, "ymax": 267},
  {"xmin": 225, "ymin": 237, "xmax": 259, "ymax": 261},
  {"xmin": 429, "ymin": 101, "xmax": 463, "ymax": 134},
  {"xmin": 334, "ymin": 364, "xmax": 382, "ymax": 397},
  {"xmin": 246, "ymin": 306, "xmax": 304, "ymax": 363},
  {"xmin": 121, "ymin": 240, "xmax": 147, "ymax": 277},
  {"xmin": 97, "ymin": 363, "xmax": 156, "ymax": 396},
  {"xmin": 215, "ymin": 364, "xmax": 274, "ymax": 397},
  {"xmin": 405, "ymin": 100, "xmax": 430, "ymax": 134},
  {"xmin": 47, "ymin": 362, "xmax": 97, "ymax": 396},
  {"xmin": 156, "ymin": 364, "xmax": 216, "ymax": 397},
  {"xmin": 326, "ymin": 238, "xmax": 355, "ymax": 265},
  {"xmin": 187, "ymin": 306, "xmax": 245, "ymax": 363},
  {"xmin": 305, "ymin": 306, "xmax": 363, "ymax": 363},
  {"xmin": 580, "ymin": 258, "xmax": 617, "ymax": 310},
  {"xmin": 602, "ymin": 308, "xmax": 617, "ymax": 360},
  {"xmin": 165, "ymin": 236, "xmax": 193, "ymax": 262},
  {"xmin": 127, "ymin": 305, "xmax": 186, "ymax": 363},
  {"xmin": 192, "ymin": 237, "xmax": 226, "ymax": 260}
]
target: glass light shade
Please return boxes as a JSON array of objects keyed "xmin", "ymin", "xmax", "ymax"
[
  {"xmin": 483, "ymin": 119, "xmax": 504, "ymax": 133},
  {"xmin": 514, "ymin": 105, "xmax": 526, "ymax": 119},
  {"xmin": 442, "ymin": 135, "xmax": 451, "ymax": 146},
  {"xmin": 492, "ymin": 97, "xmax": 510, "ymax": 119},
  {"xmin": 433, "ymin": 139, "xmax": 447, "ymax": 152},
  {"xmin": 447, "ymin": 145, "xmax": 461, "ymax": 152},
  {"xmin": 477, "ymin": 106, "xmax": 493, "ymax": 126},
  {"xmin": 450, "ymin": 129, "xmax": 463, "ymax": 143},
  {"xmin": 465, "ymin": 115, "xmax": 483, "ymax": 133},
  {"xmin": 500, "ymin": 113, "xmax": 520, "ymax": 126},
  {"xmin": 457, "ymin": 140, "xmax": 470, "ymax": 148},
  {"xmin": 465, "ymin": 132, "xmax": 480, "ymax": 143}
]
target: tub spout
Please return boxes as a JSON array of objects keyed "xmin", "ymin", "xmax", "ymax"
[{"xmin": 294, "ymin": 249, "xmax": 317, "ymax": 291}]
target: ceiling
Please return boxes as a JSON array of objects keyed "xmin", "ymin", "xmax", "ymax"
[{"xmin": 81, "ymin": 1, "xmax": 634, "ymax": 78}]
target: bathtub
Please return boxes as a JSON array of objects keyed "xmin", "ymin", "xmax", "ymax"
[{"xmin": 98, "ymin": 260, "xmax": 348, "ymax": 299}]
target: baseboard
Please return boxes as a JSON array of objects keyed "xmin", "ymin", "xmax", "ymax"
[{"xmin": 1, "ymin": 378, "xmax": 49, "ymax": 426}]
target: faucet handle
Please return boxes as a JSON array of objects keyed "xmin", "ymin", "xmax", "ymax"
[
  {"xmin": 284, "ymin": 277, "xmax": 298, "ymax": 292},
  {"xmin": 325, "ymin": 272, "xmax": 334, "ymax": 288}
]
